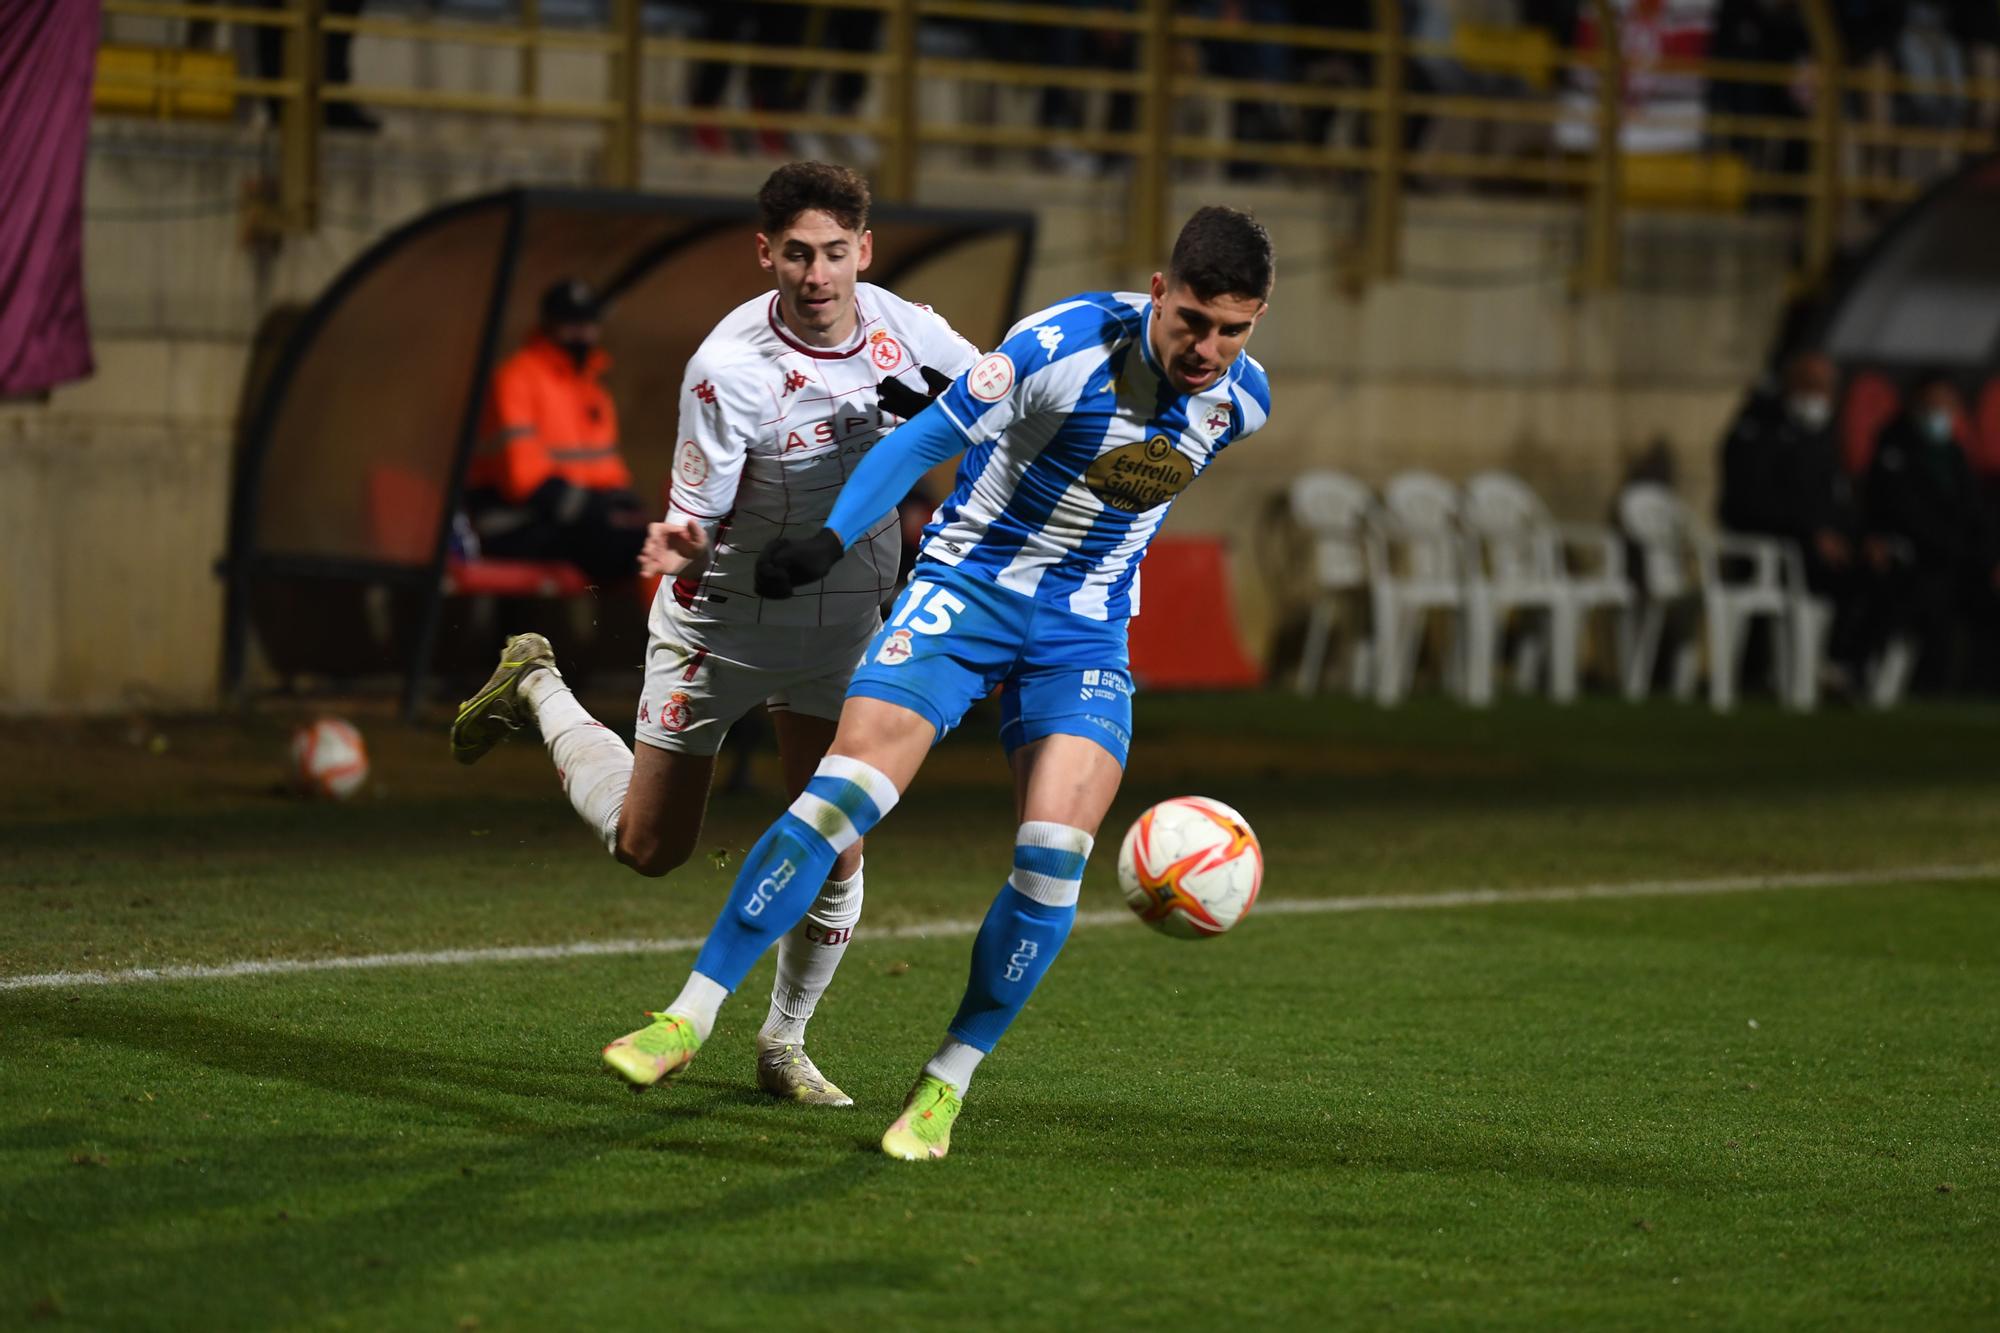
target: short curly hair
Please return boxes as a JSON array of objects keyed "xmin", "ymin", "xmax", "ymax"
[
  {"xmin": 758, "ymin": 162, "xmax": 872, "ymax": 236},
  {"xmin": 1168, "ymin": 206, "xmax": 1274, "ymax": 302}
]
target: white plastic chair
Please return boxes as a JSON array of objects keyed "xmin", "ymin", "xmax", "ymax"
[
  {"xmin": 1616, "ymin": 483, "xmax": 1819, "ymax": 711},
  {"xmin": 1367, "ymin": 471, "xmax": 1471, "ymax": 706},
  {"xmin": 1460, "ymin": 472, "xmax": 1574, "ymax": 704},
  {"xmin": 1289, "ymin": 470, "xmax": 1378, "ymax": 697}
]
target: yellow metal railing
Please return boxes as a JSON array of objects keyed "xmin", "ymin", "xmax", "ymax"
[{"xmin": 94, "ymin": 0, "xmax": 2000, "ymax": 286}]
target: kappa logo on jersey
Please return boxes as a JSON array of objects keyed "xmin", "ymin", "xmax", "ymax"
[
  {"xmin": 870, "ymin": 335, "xmax": 902, "ymax": 371},
  {"xmin": 693, "ymin": 380, "xmax": 717, "ymax": 405},
  {"xmin": 1033, "ymin": 324, "xmax": 1064, "ymax": 358},
  {"xmin": 968, "ymin": 352, "xmax": 1014, "ymax": 402},
  {"xmin": 661, "ymin": 691, "xmax": 692, "ymax": 732},
  {"xmin": 1084, "ymin": 434, "xmax": 1195, "ymax": 512},
  {"xmin": 677, "ymin": 441, "xmax": 709, "ymax": 485},
  {"xmin": 876, "ymin": 628, "xmax": 915, "ymax": 666},
  {"xmin": 781, "ymin": 369, "xmax": 809, "ymax": 395},
  {"xmin": 637, "ymin": 702, "xmax": 650, "ymax": 724}
]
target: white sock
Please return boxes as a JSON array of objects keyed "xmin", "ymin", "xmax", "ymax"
[
  {"xmin": 761, "ymin": 862, "xmax": 864, "ymax": 1046},
  {"xmin": 923, "ymin": 1037, "xmax": 986, "ymax": 1097},
  {"xmin": 664, "ymin": 972, "xmax": 729, "ymax": 1043},
  {"xmin": 523, "ymin": 669, "xmax": 631, "ymax": 856}
]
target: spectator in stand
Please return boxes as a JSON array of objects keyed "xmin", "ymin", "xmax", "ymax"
[
  {"xmin": 1037, "ymin": 0, "xmax": 1137, "ymax": 176},
  {"xmin": 242, "ymin": 0, "xmax": 375, "ymax": 132},
  {"xmin": 791, "ymin": 6, "xmax": 884, "ymax": 164},
  {"xmin": 1290, "ymin": 0, "xmax": 1376, "ymax": 153},
  {"xmin": 686, "ymin": 2, "xmax": 803, "ymax": 156},
  {"xmin": 1864, "ymin": 374, "xmax": 2000, "ymax": 692},
  {"xmin": 1185, "ymin": 0, "xmax": 1294, "ymax": 180},
  {"xmin": 1717, "ymin": 350, "xmax": 1878, "ymax": 685},
  {"xmin": 463, "ymin": 280, "xmax": 648, "ymax": 586},
  {"xmin": 1705, "ymin": 0, "xmax": 1813, "ymax": 186},
  {"xmin": 1841, "ymin": 2, "xmax": 2000, "ymax": 182}
]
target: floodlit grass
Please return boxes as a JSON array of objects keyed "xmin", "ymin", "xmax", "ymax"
[{"xmin": 3, "ymin": 696, "xmax": 1997, "ymax": 1329}]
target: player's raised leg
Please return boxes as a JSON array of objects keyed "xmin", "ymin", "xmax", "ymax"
[
  {"xmin": 602, "ymin": 698, "xmax": 933, "ymax": 1088},
  {"xmin": 755, "ymin": 707, "xmax": 868, "ymax": 1106},
  {"xmin": 882, "ymin": 733, "xmax": 1123, "ymax": 1161},
  {"xmin": 451, "ymin": 633, "xmax": 714, "ymax": 875}
]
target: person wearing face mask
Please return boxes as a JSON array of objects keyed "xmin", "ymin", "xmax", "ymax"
[
  {"xmin": 462, "ymin": 279, "xmax": 648, "ymax": 585},
  {"xmin": 1864, "ymin": 375, "xmax": 2000, "ymax": 693},
  {"xmin": 1718, "ymin": 350, "xmax": 1873, "ymax": 681}
]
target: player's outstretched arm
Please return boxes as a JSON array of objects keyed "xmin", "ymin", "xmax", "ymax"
[{"xmin": 754, "ymin": 404, "xmax": 965, "ymax": 599}]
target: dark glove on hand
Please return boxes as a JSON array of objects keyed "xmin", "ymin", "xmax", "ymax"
[
  {"xmin": 877, "ymin": 366, "xmax": 953, "ymax": 420},
  {"xmin": 755, "ymin": 528, "xmax": 846, "ymax": 599}
]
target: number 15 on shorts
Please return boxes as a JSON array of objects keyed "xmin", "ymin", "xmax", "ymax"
[{"xmin": 890, "ymin": 580, "xmax": 965, "ymax": 636}]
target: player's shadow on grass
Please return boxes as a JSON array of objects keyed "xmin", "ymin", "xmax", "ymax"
[
  {"xmin": 0, "ymin": 992, "xmax": 712, "ymax": 1128},
  {"xmin": 1005, "ymin": 1093, "xmax": 1711, "ymax": 1194}
]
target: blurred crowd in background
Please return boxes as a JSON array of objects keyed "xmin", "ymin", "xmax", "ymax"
[{"xmin": 242, "ymin": 0, "xmax": 2000, "ymax": 192}]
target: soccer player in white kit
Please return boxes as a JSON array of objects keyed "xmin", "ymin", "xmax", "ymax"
[{"xmin": 450, "ymin": 163, "xmax": 979, "ymax": 1106}]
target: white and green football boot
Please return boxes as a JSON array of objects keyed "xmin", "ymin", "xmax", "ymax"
[
  {"xmin": 451, "ymin": 632, "xmax": 556, "ymax": 764},
  {"xmin": 755, "ymin": 1036, "xmax": 854, "ymax": 1107},
  {"xmin": 602, "ymin": 1012, "xmax": 702, "ymax": 1088},
  {"xmin": 880, "ymin": 1074, "xmax": 962, "ymax": 1161}
]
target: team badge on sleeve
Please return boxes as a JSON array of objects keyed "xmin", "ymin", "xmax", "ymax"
[
  {"xmin": 676, "ymin": 442, "xmax": 709, "ymax": 486},
  {"xmin": 662, "ymin": 691, "xmax": 692, "ymax": 732},
  {"xmin": 876, "ymin": 629, "xmax": 915, "ymax": 665},
  {"xmin": 968, "ymin": 353, "xmax": 1015, "ymax": 402}
]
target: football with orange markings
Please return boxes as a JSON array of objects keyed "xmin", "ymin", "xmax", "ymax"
[
  {"xmin": 290, "ymin": 717, "xmax": 369, "ymax": 801},
  {"xmin": 1116, "ymin": 796, "xmax": 1263, "ymax": 938}
]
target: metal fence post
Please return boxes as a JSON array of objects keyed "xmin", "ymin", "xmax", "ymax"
[
  {"xmin": 1582, "ymin": 0, "xmax": 1624, "ymax": 291},
  {"xmin": 1799, "ymin": 0, "xmax": 1845, "ymax": 281},
  {"xmin": 520, "ymin": 0, "xmax": 540, "ymax": 104},
  {"xmin": 1366, "ymin": 0, "xmax": 1406, "ymax": 281},
  {"xmin": 605, "ymin": 0, "xmax": 641, "ymax": 188},
  {"xmin": 280, "ymin": 0, "xmax": 323, "ymax": 231},
  {"xmin": 1131, "ymin": 0, "xmax": 1172, "ymax": 271},
  {"xmin": 883, "ymin": 0, "xmax": 918, "ymax": 202}
]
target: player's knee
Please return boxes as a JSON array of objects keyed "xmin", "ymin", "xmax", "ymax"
[{"xmin": 617, "ymin": 824, "xmax": 696, "ymax": 878}]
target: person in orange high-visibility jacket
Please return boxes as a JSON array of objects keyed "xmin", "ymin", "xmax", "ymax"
[{"xmin": 463, "ymin": 279, "xmax": 649, "ymax": 582}]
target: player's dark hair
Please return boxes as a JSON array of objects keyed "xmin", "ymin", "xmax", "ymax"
[
  {"xmin": 758, "ymin": 162, "xmax": 872, "ymax": 236},
  {"xmin": 1167, "ymin": 206, "xmax": 1274, "ymax": 302}
]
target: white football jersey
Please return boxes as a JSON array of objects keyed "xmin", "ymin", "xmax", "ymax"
[{"xmin": 664, "ymin": 283, "xmax": 980, "ymax": 626}]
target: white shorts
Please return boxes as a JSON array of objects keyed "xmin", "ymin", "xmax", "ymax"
[{"xmin": 633, "ymin": 595, "xmax": 879, "ymax": 757}]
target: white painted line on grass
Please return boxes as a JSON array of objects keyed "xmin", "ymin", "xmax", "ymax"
[{"xmin": 4, "ymin": 862, "xmax": 1995, "ymax": 994}]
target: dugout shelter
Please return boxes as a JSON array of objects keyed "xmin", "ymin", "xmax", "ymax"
[
  {"xmin": 1806, "ymin": 151, "xmax": 2000, "ymax": 478},
  {"xmin": 220, "ymin": 188, "xmax": 1036, "ymax": 714}
]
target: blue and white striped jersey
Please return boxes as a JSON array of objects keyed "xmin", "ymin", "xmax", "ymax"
[{"xmin": 921, "ymin": 290, "xmax": 1271, "ymax": 622}]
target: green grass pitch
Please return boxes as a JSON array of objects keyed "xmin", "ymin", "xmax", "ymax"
[{"xmin": 3, "ymin": 695, "xmax": 1997, "ymax": 1330}]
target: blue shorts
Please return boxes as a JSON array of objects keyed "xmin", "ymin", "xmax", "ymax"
[{"xmin": 848, "ymin": 560, "xmax": 1134, "ymax": 766}]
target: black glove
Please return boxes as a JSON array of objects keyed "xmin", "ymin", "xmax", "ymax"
[
  {"xmin": 878, "ymin": 365, "xmax": 952, "ymax": 421},
  {"xmin": 755, "ymin": 528, "xmax": 846, "ymax": 599}
]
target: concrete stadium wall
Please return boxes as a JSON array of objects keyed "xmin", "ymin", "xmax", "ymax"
[{"xmin": 1, "ymin": 107, "xmax": 1795, "ymax": 713}]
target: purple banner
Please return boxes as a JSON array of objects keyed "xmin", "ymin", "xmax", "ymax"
[{"xmin": 0, "ymin": 0, "xmax": 97, "ymax": 397}]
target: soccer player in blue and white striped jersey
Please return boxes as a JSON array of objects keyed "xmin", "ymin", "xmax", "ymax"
[{"xmin": 600, "ymin": 206, "xmax": 1275, "ymax": 1160}]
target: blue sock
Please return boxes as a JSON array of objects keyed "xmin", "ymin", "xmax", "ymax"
[
  {"xmin": 945, "ymin": 822, "xmax": 1095, "ymax": 1054},
  {"xmin": 691, "ymin": 756, "xmax": 899, "ymax": 993}
]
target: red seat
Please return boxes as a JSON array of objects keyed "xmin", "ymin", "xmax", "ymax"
[
  {"xmin": 1840, "ymin": 372, "xmax": 1901, "ymax": 475},
  {"xmin": 366, "ymin": 464, "xmax": 591, "ymax": 597},
  {"xmin": 1975, "ymin": 379, "xmax": 2000, "ymax": 475},
  {"xmin": 1126, "ymin": 536, "xmax": 1263, "ymax": 690}
]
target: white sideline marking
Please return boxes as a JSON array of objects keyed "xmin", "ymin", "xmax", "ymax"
[{"xmin": 3, "ymin": 862, "xmax": 1995, "ymax": 994}]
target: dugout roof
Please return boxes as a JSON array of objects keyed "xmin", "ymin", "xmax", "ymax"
[
  {"xmin": 1815, "ymin": 151, "xmax": 2000, "ymax": 372},
  {"xmin": 1798, "ymin": 151, "xmax": 2000, "ymax": 474},
  {"xmin": 221, "ymin": 187, "xmax": 1036, "ymax": 703}
]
